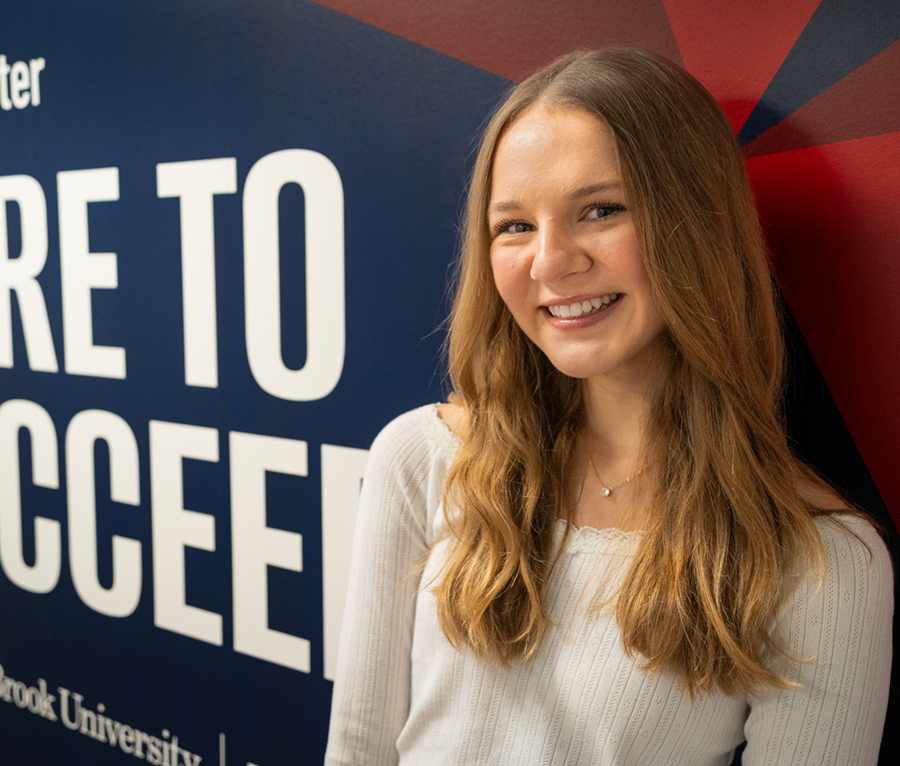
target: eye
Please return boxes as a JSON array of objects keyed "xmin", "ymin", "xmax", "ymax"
[
  {"xmin": 492, "ymin": 218, "xmax": 533, "ymax": 238},
  {"xmin": 585, "ymin": 202, "xmax": 625, "ymax": 221}
]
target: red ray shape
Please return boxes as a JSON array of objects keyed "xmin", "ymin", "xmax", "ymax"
[
  {"xmin": 309, "ymin": 0, "xmax": 682, "ymax": 81},
  {"xmin": 662, "ymin": 0, "xmax": 820, "ymax": 134},
  {"xmin": 745, "ymin": 38, "xmax": 900, "ymax": 157},
  {"xmin": 747, "ymin": 131, "xmax": 900, "ymax": 523}
]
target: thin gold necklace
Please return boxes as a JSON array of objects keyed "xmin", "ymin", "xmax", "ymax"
[{"xmin": 585, "ymin": 448, "xmax": 646, "ymax": 498}]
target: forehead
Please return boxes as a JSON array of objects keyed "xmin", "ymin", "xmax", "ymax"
[{"xmin": 490, "ymin": 106, "xmax": 621, "ymax": 199}]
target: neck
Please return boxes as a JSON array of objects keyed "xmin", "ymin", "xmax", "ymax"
[
  {"xmin": 571, "ymin": 370, "xmax": 663, "ymax": 531},
  {"xmin": 570, "ymin": 341, "xmax": 671, "ymax": 530},
  {"xmin": 580, "ymin": 358, "xmax": 665, "ymax": 464}
]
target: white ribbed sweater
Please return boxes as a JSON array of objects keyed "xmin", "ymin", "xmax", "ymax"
[{"xmin": 325, "ymin": 405, "xmax": 892, "ymax": 765}]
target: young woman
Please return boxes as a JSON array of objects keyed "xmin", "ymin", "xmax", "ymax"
[{"xmin": 325, "ymin": 47, "xmax": 892, "ymax": 765}]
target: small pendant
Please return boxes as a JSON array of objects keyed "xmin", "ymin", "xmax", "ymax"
[{"xmin": 600, "ymin": 487, "xmax": 612, "ymax": 497}]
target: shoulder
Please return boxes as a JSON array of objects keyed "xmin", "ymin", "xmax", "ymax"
[
  {"xmin": 781, "ymin": 514, "xmax": 894, "ymax": 632},
  {"xmin": 771, "ymin": 513, "xmax": 893, "ymax": 686},
  {"xmin": 792, "ymin": 474, "xmax": 891, "ymax": 587},
  {"xmin": 776, "ymin": 514, "xmax": 892, "ymax": 634},
  {"xmin": 814, "ymin": 513, "xmax": 890, "ymax": 566},
  {"xmin": 436, "ymin": 402, "xmax": 468, "ymax": 438},
  {"xmin": 363, "ymin": 404, "xmax": 460, "ymax": 540},
  {"xmin": 370, "ymin": 403, "xmax": 460, "ymax": 466},
  {"xmin": 813, "ymin": 513, "xmax": 893, "ymax": 588}
]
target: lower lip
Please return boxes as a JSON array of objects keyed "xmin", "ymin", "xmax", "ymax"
[{"xmin": 543, "ymin": 298, "xmax": 621, "ymax": 329}]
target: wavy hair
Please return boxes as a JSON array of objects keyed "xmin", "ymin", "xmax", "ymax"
[{"xmin": 436, "ymin": 46, "xmax": 837, "ymax": 695}]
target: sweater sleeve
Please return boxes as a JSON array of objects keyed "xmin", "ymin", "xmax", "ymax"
[
  {"xmin": 324, "ymin": 406, "xmax": 453, "ymax": 766},
  {"xmin": 742, "ymin": 515, "xmax": 893, "ymax": 766}
]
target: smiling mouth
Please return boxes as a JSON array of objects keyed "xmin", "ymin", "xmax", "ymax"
[{"xmin": 547, "ymin": 294, "xmax": 620, "ymax": 318}]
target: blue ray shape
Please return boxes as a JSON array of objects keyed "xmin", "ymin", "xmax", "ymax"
[{"xmin": 737, "ymin": 0, "xmax": 900, "ymax": 146}]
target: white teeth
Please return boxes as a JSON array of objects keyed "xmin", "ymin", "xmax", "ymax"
[{"xmin": 548, "ymin": 294, "xmax": 619, "ymax": 318}]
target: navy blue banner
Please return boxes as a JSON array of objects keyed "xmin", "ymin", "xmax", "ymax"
[{"xmin": 0, "ymin": 1, "xmax": 508, "ymax": 763}]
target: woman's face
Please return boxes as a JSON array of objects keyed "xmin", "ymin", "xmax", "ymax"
[{"xmin": 488, "ymin": 105, "xmax": 666, "ymax": 383}]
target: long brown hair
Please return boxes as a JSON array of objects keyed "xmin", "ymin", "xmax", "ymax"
[{"xmin": 437, "ymin": 46, "xmax": 834, "ymax": 695}]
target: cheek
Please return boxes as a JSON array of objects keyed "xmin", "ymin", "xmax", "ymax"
[
  {"xmin": 619, "ymin": 238, "xmax": 654, "ymax": 297},
  {"xmin": 489, "ymin": 252, "xmax": 520, "ymax": 311},
  {"xmin": 617, "ymin": 237, "xmax": 666, "ymax": 332}
]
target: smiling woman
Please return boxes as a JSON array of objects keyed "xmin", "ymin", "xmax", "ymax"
[
  {"xmin": 488, "ymin": 107, "xmax": 665, "ymax": 391},
  {"xmin": 325, "ymin": 47, "xmax": 892, "ymax": 766}
]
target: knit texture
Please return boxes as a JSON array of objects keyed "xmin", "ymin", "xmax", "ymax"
[{"xmin": 325, "ymin": 405, "xmax": 892, "ymax": 765}]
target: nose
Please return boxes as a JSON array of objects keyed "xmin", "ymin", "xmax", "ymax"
[{"xmin": 529, "ymin": 223, "xmax": 592, "ymax": 284}]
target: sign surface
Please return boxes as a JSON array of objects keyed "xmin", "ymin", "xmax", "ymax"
[{"xmin": 0, "ymin": 2, "xmax": 508, "ymax": 763}]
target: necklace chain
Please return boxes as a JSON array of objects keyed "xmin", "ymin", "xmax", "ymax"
[{"xmin": 585, "ymin": 448, "xmax": 646, "ymax": 498}]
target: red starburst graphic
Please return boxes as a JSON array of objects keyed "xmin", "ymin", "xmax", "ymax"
[{"xmin": 314, "ymin": 0, "xmax": 900, "ymax": 525}]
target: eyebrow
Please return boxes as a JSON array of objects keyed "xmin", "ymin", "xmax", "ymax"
[
  {"xmin": 487, "ymin": 181, "xmax": 624, "ymax": 216},
  {"xmin": 573, "ymin": 181, "xmax": 623, "ymax": 197}
]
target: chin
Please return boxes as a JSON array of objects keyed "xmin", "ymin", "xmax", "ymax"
[
  {"xmin": 544, "ymin": 357, "xmax": 606, "ymax": 380},
  {"xmin": 539, "ymin": 339, "xmax": 668, "ymax": 382}
]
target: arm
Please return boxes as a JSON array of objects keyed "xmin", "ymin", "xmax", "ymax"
[
  {"xmin": 743, "ymin": 515, "xmax": 893, "ymax": 765},
  {"xmin": 325, "ymin": 408, "xmax": 449, "ymax": 766}
]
